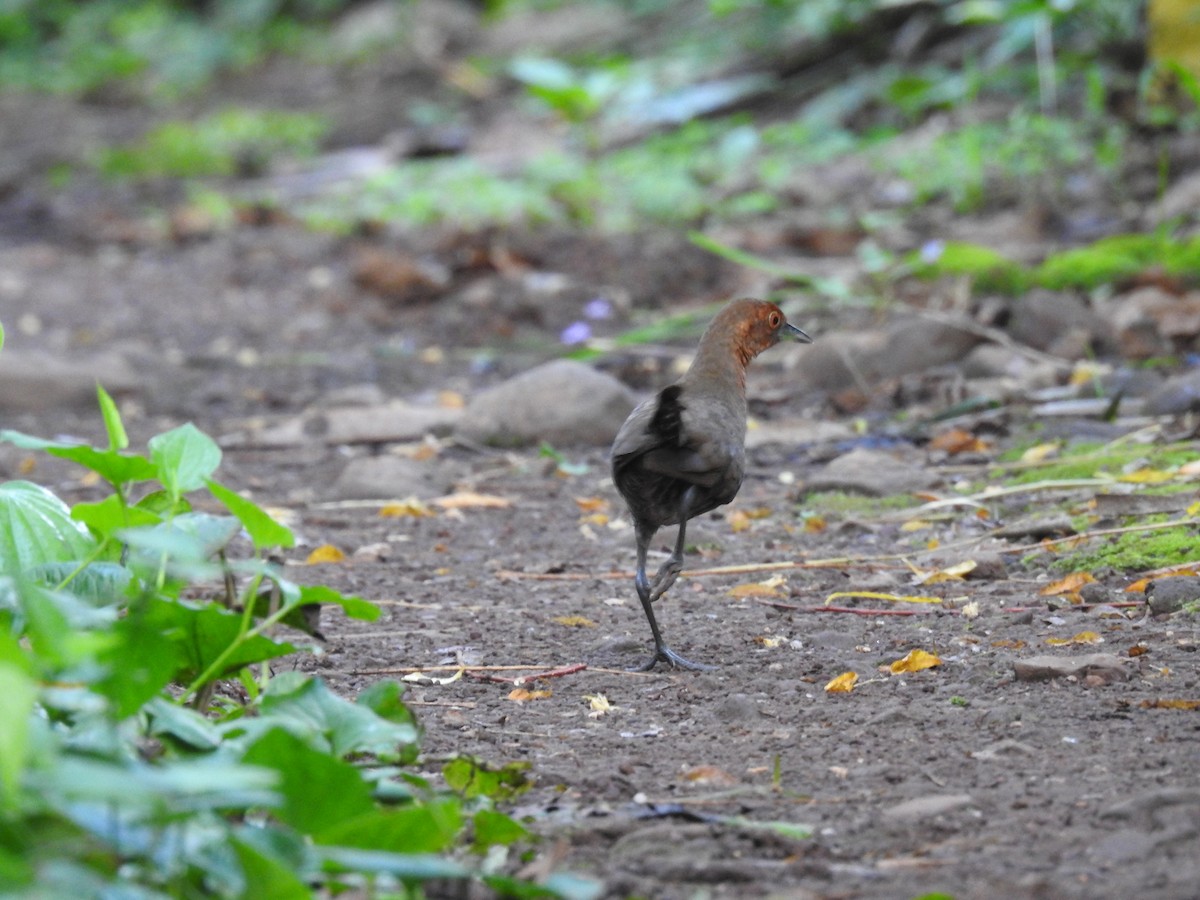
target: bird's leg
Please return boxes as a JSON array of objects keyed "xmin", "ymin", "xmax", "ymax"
[
  {"xmin": 648, "ymin": 487, "xmax": 695, "ymax": 602},
  {"xmin": 630, "ymin": 515, "xmax": 714, "ymax": 672}
]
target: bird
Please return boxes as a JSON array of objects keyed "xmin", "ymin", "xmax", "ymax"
[{"xmin": 610, "ymin": 298, "xmax": 812, "ymax": 671}]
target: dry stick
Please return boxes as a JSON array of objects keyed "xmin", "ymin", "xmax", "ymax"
[
  {"xmin": 465, "ymin": 663, "xmax": 588, "ymax": 685},
  {"xmin": 751, "ymin": 598, "xmax": 935, "ymax": 616},
  {"xmin": 350, "ymin": 663, "xmax": 567, "ymax": 675}
]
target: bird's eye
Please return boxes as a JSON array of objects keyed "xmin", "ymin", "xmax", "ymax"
[{"xmin": 768, "ymin": 312, "xmax": 781, "ymax": 328}]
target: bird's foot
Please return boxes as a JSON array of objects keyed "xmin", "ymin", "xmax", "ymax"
[
  {"xmin": 647, "ymin": 559, "xmax": 683, "ymax": 603},
  {"xmin": 631, "ymin": 644, "xmax": 716, "ymax": 672}
]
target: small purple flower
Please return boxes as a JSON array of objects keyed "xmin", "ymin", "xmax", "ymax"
[
  {"xmin": 919, "ymin": 239, "xmax": 945, "ymax": 265},
  {"xmin": 583, "ymin": 297, "xmax": 613, "ymax": 320},
  {"xmin": 560, "ymin": 321, "xmax": 592, "ymax": 345}
]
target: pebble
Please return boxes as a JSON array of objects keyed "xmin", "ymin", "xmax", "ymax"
[
  {"xmin": 0, "ymin": 349, "xmax": 139, "ymax": 411},
  {"xmin": 803, "ymin": 447, "xmax": 937, "ymax": 497},
  {"xmin": 329, "ymin": 454, "xmax": 444, "ymax": 500},
  {"xmin": 882, "ymin": 793, "xmax": 976, "ymax": 822},
  {"xmin": 1011, "ymin": 653, "xmax": 1128, "ymax": 683}
]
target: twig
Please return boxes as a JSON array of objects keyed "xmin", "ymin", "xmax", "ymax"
[
  {"xmin": 750, "ymin": 598, "xmax": 937, "ymax": 616},
  {"xmin": 1002, "ymin": 518, "xmax": 1197, "ymax": 556},
  {"xmin": 1000, "ymin": 601, "xmax": 1144, "ymax": 613},
  {"xmin": 350, "ymin": 663, "xmax": 566, "ymax": 676},
  {"xmin": 464, "ymin": 663, "xmax": 587, "ymax": 685}
]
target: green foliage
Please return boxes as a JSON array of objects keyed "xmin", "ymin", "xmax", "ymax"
[
  {"xmin": 1053, "ymin": 523, "xmax": 1198, "ymax": 573},
  {"xmin": 0, "ymin": 385, "xmax": 587, "ymax": 898},
  {"xmin": 99, "ymin": 108, "xmax": 327, "ymax": 179}
]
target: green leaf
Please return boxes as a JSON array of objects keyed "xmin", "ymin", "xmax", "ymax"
[
  {"xmin": 256, "ymin": 673, "xmax": 419, "ymax": 761},
  {"xmin": 231, "ymin": 837, "xmax": 311, "ymax": 900},
  {"xmin": 207, "ymin": 479, "xmax": 295, "ymax": 549},
  {"xmin": 96, "ymin": 384, "xmax": 128, "ymax": 452},
  {"xmin": 121, "ymin": 513, "xmax": 242, "ymax": 578},
  {"xmin": 472, "ymin": 808, "xmax": 529, "ymax": 850},
  {"xmin": 0, "ymin": 481, "xmax": 97, "ymax": 573},
  {"xmin": 241, "ymin": 727, "xmax": 374, "ymax": 834},
  {"xmin": 318, "ymin": 847, "xmax": 468, "ymax": 880},
  {"xmin": 317, "ymin": 802, "xmax": 463, "ymax": 852},
  {"xmin": 72, "ymin": 494, "xmax": 162, "ymax": 540},
  {"xmin": 145, "ymin": 696, "xmax": 221, "ymax": 750},
  {"xmin": 356, "ymin": 680, "xmax": 417, "ymax": 728},
  {"xmin": 0, "ymin": 431, "xmax": 158, "ymax": 486},
  {"xmin": 26, "ymin": 561, "xmax": 131, "ymax": 602},
  {"xmin": 145, "ymin": 597, "xmax": 294, "ymax": 683},
  {"xmin": 296, "ymin": 583, "xmax": 380, "ymax": 622},
  {"xmin": 443, "ymin": 756, "xmax": 533, "ymax": 801},
  {"xmin": 149, "ymin": 423, "xmax": 222, "ymax": 498},
  {"xmin": 96, "ymin": 608, "xmax": 187, "ymax": 718},
  {"xmin": 0, "ymin": 660, "xmax": 36, "ymax": 811}
]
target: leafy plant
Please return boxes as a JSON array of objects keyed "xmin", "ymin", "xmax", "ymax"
[
  {"xmin": 99, "ymin": 107, "xmax": 328, "ymax": 179},
  {"xmin": 0, "ymin": 379, "xmax": 594, "ymax": 898}
]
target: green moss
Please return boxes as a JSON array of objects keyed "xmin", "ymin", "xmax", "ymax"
[
  {"xmin": 799, "ymin": 491, "xmax": 919, "ymax": 517},
  {"xmin": 1052, "ymin": 523, "xmax": 1198, "ymax": 572}
]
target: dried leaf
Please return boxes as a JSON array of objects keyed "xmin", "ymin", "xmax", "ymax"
[
  {"xmin": 803, "ymin": 516, "xmax": 826, "ymax": 533},
  {"xmin": 1140, "ymin": 699, "xmax": 1200, "ymax": 710},
  {"xmin": 552, "ymin": 615, "xmax": 597, "ymax": 628},
  {"xmin": 1040, "ymin": 572, "xmax": 1096, "ymax": 596},
  {"xmin": 1118, "ymin": 468, "xmax": 1174, "ymax": 484},
  {"xmin": 584, "ymin": 693, "xmax": 612, "ymax": 717},
  {"xmin": 901, "ymin": 519, "xmax": 932, "ymax": 532},
  {"xmin": 683, "ymin": 765, "xmax": 738, "ymax": 786},
  {"xmin": 437, "ymin": 390, "xmax": 465, "ymax": 409},
  {"xmin": 1126, "ymin": 570, "xmax": 1198, "ymax": 593},
  {"xmin": 826, "ymin": 591, "xmax": 942, "ymax": 605},
  {"xmin": 888, "ymin": 649, "xmax": 942, "ymax": 673},
  {"xmin": 929, "ymin": 428, "xmax": 989, "ymax": 455},
  {"xmin": 729, "ymin": 510, "xmax": 752, "ymax": 533},
  {"xmin": 920, "ymin": 560, "xmax": 977, "ymax": 584},
  {"xmin": 379, "ymin": 498, "xmax": 435, "ymax": 518},
  {"xmin": 1020, "ymin": 442, "xmax": 1060, "ymax": 464},
  {"xmin": 574, "ymin": 496, "xmax": 609, "ymax": 513},
  {"xmin": 508, "ymin": 688, "xmax": 552, "ymax": 702},
  {"xmin": 991, "ymin": 639, "xmax": 1026, "ymax": 649},
  {"xmin": 1046, "ymin": 631, "xmax": 1104, "ymax": 646},
  {"xmin": 306, "ymin": 544, "xmax": 346, "ymax": 564},
  {"xmin": 1128, "ymin": 642, "xmax": 1150, "ymax": 658},
  {"xmin": 434, "ymin": 491, "xmax": 513, "ymax": 509},
  {"xmin": 824, "ymin": 671, "xmax": 858, "ymax": 693},
  {"xmin": 729, "ymin": 575, "xmax": 787, "ymax": 599},
  {"xmin": 753, "ymin": 634, "xmax": 787, "ymax": 648}
]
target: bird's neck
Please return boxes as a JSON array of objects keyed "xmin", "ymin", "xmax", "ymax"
[{"xmin": 683, "ymin": 329, "xmax": 751, "ymax": 399}]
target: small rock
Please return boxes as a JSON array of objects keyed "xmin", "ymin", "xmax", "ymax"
[
  {"xmin": 1006, "ymin": 290, "xmax": 1113, "ymax": 356},
  {"xmin": 330, "ymin": 454, "xmax": 443, "ymax": 500},
  {"xmin": 744, "ymin": 419, "xmax": 855, "ymax": 449},
  {"xmin": 456, "ymin": 360, "xmax": 636, "ymax": 447},
  {"xmin": 784, "ymin": 330, "xmax": 888, "ymax": 392},
  {"xmin": 882, "ymin": 793, "xmax": 975, "ymax": 822},
  {"xmin": 1088, "ymin": 828, "xmax": 1159, "ymax": 863},
  {"xmin": 875, "ymin": 316, "xmax": 984, "ymax": 379},
  {"xmin": 1145, "ymin": 577, "xmax": 1200, "ymax": 615},
  {"xmin": 1012, "ymin": 653, "xmax": 1128, "ymax": 683},
  {"xmin": 970, "ymin": 739, "xmax": 1036, "ymax": 760},
  {"xmin": 991, "ymin": 515, "xmax": 1075, "ymax": 540},
  {"xmin": 0, "ymin": 349, "xmax": 140, "ymax": 411},
  {"xmin": 1145, "ymin": 368, "xmax": 1200, "ymax": 416},
  {"xmin": 965, "ymin": 552, "xmax": 1008, "ymax": 580},
  {"xmin": 235, "ymin": 401, "xmax": 461, "ymax": 448},
  {"xmin": 803, "ymin": 447, "xmax": 937, "ymax": 497},
  {"xmin": 1078, "ymin": 581, "xmax": 1115, "ymax": 605}
]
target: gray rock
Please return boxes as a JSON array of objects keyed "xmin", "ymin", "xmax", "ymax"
[
  {"xmin": 744, "ymin": 419, "xmax": 854, "ymax": 449},
  {"xmin": 803, "ymin": 447, "xmax": 937, "ymax": 497},
  {"xmin": 330, "ymin": 454, "xmax": 443, "ymax": 500},
  {"xmin": 1006, "ymin": 290, "xmax": 1112, "ymax": 356},
  {"xmin": 875, "ymin": 316, "xmax": 984, "ymax": 379},
  {"xmin": 232, "ymin": 401, "xmax": 461, "ymax": 448},
  {"xmin": 1012, "ymin": 653, "xmax": 1128, "ymax": 683},
  {"xmin": 1145, "ymin": 368, "xmax": 1200, "ymax": 416},
  {"xmin": 784, "ymin": 330, "xmax": 888, "ymax": 391},
  {"xmin": 882, "ymin": 793, "xmax": 976, "ymax": 822},
  {"xmin": 0, "ymin": 349, "xmax": 139, "ymax": 411},
  {"xmin": 456, "ymin": 360, "xmax": 636, "ymax": 447},
  {"xmin": 1145, "ymin": 577, "xmax": 1200, "ymax": 616}
]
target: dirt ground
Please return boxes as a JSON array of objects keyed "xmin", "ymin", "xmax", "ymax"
[{"xmin": 3, "ymin": 40, "xmax": 1200, "ymax": 900}]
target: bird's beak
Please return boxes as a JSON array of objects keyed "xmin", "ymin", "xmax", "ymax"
[{"xmin": 783, "ymin": 322, "xmax": 814, "ymax": 343}]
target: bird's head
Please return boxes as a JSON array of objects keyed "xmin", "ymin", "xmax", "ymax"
[{"xmin": 727, "ymin": 299, "xmax": 813, "ymax": 366}]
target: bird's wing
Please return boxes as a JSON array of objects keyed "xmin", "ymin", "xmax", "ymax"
[{"xmin": 612, "ymin": 385, "xmax": 729, "ymax": 489}]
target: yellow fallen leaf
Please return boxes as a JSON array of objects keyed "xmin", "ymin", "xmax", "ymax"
[
  {"xmin": 753, "ymin": 634, "xmax": 787, "ymax": 648},
  {"xmin": 920, "ymin": 560, "xmax": 977, "ymax": 584},
  {"xmin": 729, "ymin": 510, "xmax": 752, "ymax": 533},
  {"xmin": 581, "ymin": 512, "xmax": 609, "ymax": 526},
  {"xmin": 508, "ymin": 688, "xmax": 552, "ymax": 702},
  {"xmin": 1118, "ymin": 468, "xmax": 1174, "ymax": 484},
  {"xmin": 574, "ymin": 496, "xmax": 609, "ymax": 513},
  {"xmin": 901, "ymin": 519, "xmax": 932, "ymax": 532},
  {"xmin": 826, "ymin": 591, "xmax": 942, "ymax": 605},
  {"xmin": 1127, "ymin": 570, "xmax": 1199, "ymax": 593},
  {"xmin": 889, "ymin": 649, "xmax": 942, "ymax": 673},
  {"xmin": 1140, "ymin": 698, "xmax": 1200, "ymax": 710},
  {"xmin": 991, "ymin": 639, "xmax": 1026, "ymax": 649},
  {"xmin": 306, "ymin": 544, "xmax": 345, "ymax": 564},
  {"xmin": 552, "ymin": 615, "xmax": 597, "ymax": 628},
  {"xmin": 585, "ymin": 693, "xmax": 612, "ymax": 716},
  {"xmin": 433, "ymin": 491, "xmax": 513, "ymax": 509},
  {"xmin": 437, "ymin": 389, "xmax": 465, "ymax": 409},
  {"xmin": 1040, "ymin": 572, "xmax": 1096, "ymax": 596},
  {"xmin": 17, "ymin": 456, "xmax": 36, "ymax": 476},
  {"xmin": 683, "ymin": 765, "xmax": 738, "ymax": 785},
  {"xmin": 824, "ymin": 671, "xmax": 858, "ymax": 693},
  {"xmin": 1188, "ymin": 500, "xmax": 1200, "ymax": 516},
  {"xmin": 729, "ymin": 575, "xmax": 787, "ymax": 599},
  {"xmin": 1021, "ymin": 442, "xmax": 1060, "ymax": 464},
  {"xmin": 1045, "ymin": 631, "xmax": 1104, "ymax": 646},
  {"xmin": 803, "ymin": 516, "xmax": 826, "ymax": 533},
  {"xmin": 379, "ymin": 498, "xmax": 435, "ymax": 518}
]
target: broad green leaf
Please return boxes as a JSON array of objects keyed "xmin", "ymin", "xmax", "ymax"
[
  {"xmin": 257, "ymin": 673, "xmax": 419, "ymax": 760},
  {"xmin": 484, "ymin": 873, "xmax": 603, "ymax": 900},
  {"xmin": 207, "ymin": 479, "xmax": 295, "ymax": 549},
  {"xmin": 357, "ymin": 680, "xmax": 417, "ymax": 729},
  {"xmin": 149, "ymin": 423, "xmax": 222, "ymax": 498},
  {"xmin": 144, "ymin": 597, "xmax": 294, "ymax": 683},
  {"xmin": 230, "ymin": 837, "xmax": 311, "ymax": 900},
  {"xmin": 0, "ymin": 481, "xmax": 97, "ymax": 574},
  {"xmin": 317, "ymin": 802, "xmax": 463, "ymax": 852},
  {"xmin": 96, "ymin": 608, "xmax": 187, "ymax": 718},
  {"xmin": 296, "ymin": 583, "xmax": 380, "ymax": 622},
  {"xmin": 317, "ymin": 847, "xmax": 468, "ymax": 880},
  {"xmin": 472, "ymin": 808, "xmax": 529, "ymax": 850},
  {"xmin": 120, "ymin": 513, "xmax": 241, "ymax": 579},
  {"xmin": 0, "ymin": 661, "xmax": 35, "ymax": 810},
  {"xmin": 26, "ymin": 561, "xmax": 131, "ymax": 603},
  {"xmin": 443, "ymin": 757, "xmax": 532, "ymax": 801},
  {"xmin": 145, "ymin": 696, "xmax": 221, "ymax": 750},
  {"xmin": 73, "ymin": 494, "xmax": 161, "ymax": 539},
  {"xmin": 241, "ymin": 727, "xmax": 374, "ymax": 834},
  {"xmin": 96, "ymin": 384, "xmax": 128, "ymax": 451},
  {"xmin": 0, "ymin": 432, "xmax": 157, "ymax": 486}
]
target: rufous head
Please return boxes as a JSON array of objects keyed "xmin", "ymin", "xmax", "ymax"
[{"xmin": 717, "ymin": 298, "xmax": 812, "ymax": 367}]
